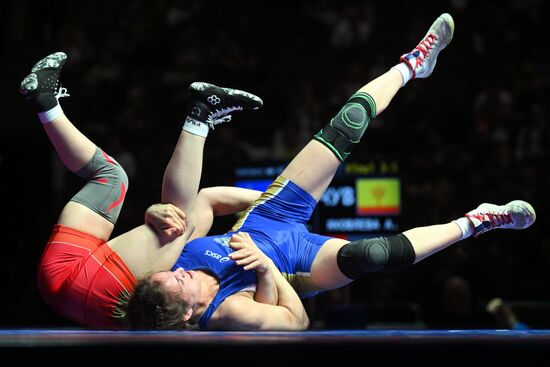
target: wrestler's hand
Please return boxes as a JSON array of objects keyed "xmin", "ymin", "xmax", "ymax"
[
  {"xmin": 145, "ymin": 203, "xmax": 187, "ymax": 241},
  {"xmin": 228, "ymin": 232, "xmax": 272, "ymax": 274}
]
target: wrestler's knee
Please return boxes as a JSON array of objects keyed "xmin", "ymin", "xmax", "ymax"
[
  {"xmin": 336, "ymin": 234, "xmax": 416, "ymax": 279},
  {"xmin": 71, "ymin": 147, "xmax": 129, "ymax": 224}
]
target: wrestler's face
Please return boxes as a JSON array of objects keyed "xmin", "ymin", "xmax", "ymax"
[{"xmin": 152, "ymin": 267, "xmax": 201, "ymax": 311}]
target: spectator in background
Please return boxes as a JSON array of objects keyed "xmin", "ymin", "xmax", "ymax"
[
  {"xmin": 425, "ymin": 275, "xmax": 497, "ymax": 329},
  {"xmin": 486, "ymin": 297, "xmax": 530, "ymax": 330}
]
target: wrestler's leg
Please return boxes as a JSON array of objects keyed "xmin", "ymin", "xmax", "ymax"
[
  {"xmin": 20, "ymin": 52, "xmax": 121, "ymax": 241},
  {"xmin": 309, "ymin": 224, "xmax": 461, "ymax": 290},
  {"xmin": 161, "ymin": 83, "xmax": 263, "ymax": 234},
  {"xmin": 311, "ymin": 201, "xmax": 536, "ymax": 289},
  {"xmin": 161, "ymin": 131, "xmax": 205, "ymax": 221},
  {"xmin": 107, "ymin": 113, "xmax": 208, "ymax": 276},
  {"xmin": 280, "ymin": 68, "xmax": 402, "ymax": 202},
  {"xmin": 281, "ymin": 14, "xmax": 454, "ymax": 202},
  {"xmin": 110, "ymin": 83, "xmax": 263, "ymax": 277}
]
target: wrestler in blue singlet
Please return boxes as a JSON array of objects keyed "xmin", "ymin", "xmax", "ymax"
[{"xmin": 173, "ymin": 176, "xmax": 332, "ymax": 329}]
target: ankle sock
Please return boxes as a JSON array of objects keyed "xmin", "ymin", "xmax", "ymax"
[
  {"xmin": 452, "ymin": 217, "xmax": 474, "ymax": 240},
  {"xmin": 38, "ymin": 104, "xmax": 63, "ymax": 124},
  {"xmin": 182, "ymin": 115, "xmax": 209, "ymax": 137},
  {"xmin": 391, "ymin": 62, "xmax": 413, "ymax": 86}
]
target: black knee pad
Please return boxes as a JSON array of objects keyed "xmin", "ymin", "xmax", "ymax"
[
  {"xmin": 314, "ymin": 92, "xmax": 376, "ymax": 161},
  {"xmin": 71, "ymin": 147, "xmax": 129, "ymax": 224},
  {"xmin": 336, "ymin": 234, "xmax": 416, "ymax": 279}
]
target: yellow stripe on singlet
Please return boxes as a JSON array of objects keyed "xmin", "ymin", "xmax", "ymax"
[
  {"xmin": 230, "ymin": 176, "xmax": 323, "ymax": 297},
  {"xmin": 284, "ymin": 272, "xmax": 322, "ymax": 297},
  {"xmin": 230, "ymin": 175, "xmax": 289, "ymax": 232}
]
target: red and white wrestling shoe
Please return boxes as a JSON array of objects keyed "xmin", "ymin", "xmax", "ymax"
[
  {"xmin": 400, "ymin": 13, "xmax": 455, "ymax": 79},
  {"xmin": 466, "ymin": 200, "xmax": 536, "ymax": 237}
]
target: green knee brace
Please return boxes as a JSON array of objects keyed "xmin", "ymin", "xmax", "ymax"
[{"xmin": 314, "ymin": 92, "xmax": 376, "ymax": 161}]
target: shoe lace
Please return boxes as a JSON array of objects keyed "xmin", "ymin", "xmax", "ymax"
[
  {"xmin": 207, "ymin": 115, "xmax": 232, "ymax": 129},
  {"xmin": 486, "ymin": 211, "xmax": 513, "ymax": 227},
  {"xmin": 55, "ymin": 85, "xmax": 70, "ymax": 100},
  {"xmin": 207, "ymin": 106, "xmax": 243, "ymax": 129},
  {"xmin": 416, "ymin": 33, "xmax": 437, "ymax": 65},
  {"xmin": 470, "ymin": 210, "xmax": 513, "ymax": 228}
]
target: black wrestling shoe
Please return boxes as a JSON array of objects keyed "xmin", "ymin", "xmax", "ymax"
[
  {"xmin": 187, "ymin": 82, "xmax": 263, "ymax": 128},
  {"xmin": 19, "ymin": 51, "xmax": 69, "ymax": 112}
]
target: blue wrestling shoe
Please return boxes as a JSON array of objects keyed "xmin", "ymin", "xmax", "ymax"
[
  {"xmin": 187, "ymin": 82, "xmax": 263, "ymax": 129},
  {"xmin": 19, "ymin": 51, "xmax": 70, "ymax": 112},
  {"xmin": 400, "ymin": 13, "xmax": 454, "ymax": 79},
  {"xmin": 466, "ymin": 200, "xmax": 536, "ymax": 237}
]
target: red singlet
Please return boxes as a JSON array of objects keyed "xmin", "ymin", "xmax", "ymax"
[{"xmin": 37, "ymin": 224, "xmax": 136, "ymax": 329}]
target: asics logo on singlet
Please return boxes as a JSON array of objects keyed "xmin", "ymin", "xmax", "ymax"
[
  {"xmin": 213, "ymin": 236, "xmax": 231, "ymax": 248},
  {"xmin": 204, "ymin": 249, "xmax": 230, "ymax": 263},
  {"xmin": 207, "ymin": 95, "xmax": 221, "ymax": 105}
]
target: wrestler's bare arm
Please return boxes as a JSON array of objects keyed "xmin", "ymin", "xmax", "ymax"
[{"xmin": 189, "ymin": 187, "xmax": 262, "ymax": 240}]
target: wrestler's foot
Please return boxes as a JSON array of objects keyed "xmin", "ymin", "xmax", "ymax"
[
  {"xmin": 19, "ymin": 51, "xmax": 69, "ymax": 112},
  {"xmin": 466, "ymin": 200, "xmax": 536, "ymax": 237},
  {"xmin": 187, "ymin": 82, "xmax": 263, "ymax": 128},
  {"xmin": 400, "ymin": 13, "xmax": 454, "ymax": 79}
]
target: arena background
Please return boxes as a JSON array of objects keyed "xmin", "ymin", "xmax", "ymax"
[{"xmin": 1, "ymin": 0, "xmax": 549, "ymax": 330}]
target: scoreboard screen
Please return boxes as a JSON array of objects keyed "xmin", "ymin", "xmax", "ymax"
[{"xmin": 233, "ymin": 159, "xmax": 401, "ymax": 240}]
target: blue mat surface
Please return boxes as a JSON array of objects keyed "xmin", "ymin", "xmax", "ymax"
[
  {"xmin": 2, "ymin": 328, "xmax": 550, "ymax": 346},
  {"xmin": 2, "ymin": 329, "xmax": 548, "ymax": 363}
]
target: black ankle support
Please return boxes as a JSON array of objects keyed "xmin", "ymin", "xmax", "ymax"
[
  {"xmin": 336, "ymin": 234, "xmax": 416, "ymax": 279},
  {"xmin": 314, "ymin": 92, "xmax": 376, "ymax": 161}
]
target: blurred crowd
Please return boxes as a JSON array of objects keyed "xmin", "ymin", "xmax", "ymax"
[{"xmin": 1, "ymin": 0, "xmax": 549, "ymax": 328}]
